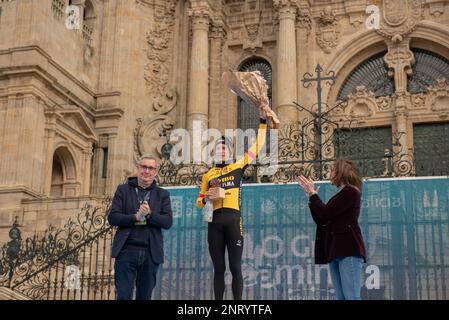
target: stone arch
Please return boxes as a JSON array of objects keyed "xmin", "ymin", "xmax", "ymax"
[
  {"xmin": 235, "ymin": 56, "xmax": 272, "ymax": 132},
  {"xmin": 323, "ymin": 30, "xmax": 387, "ymax": 106},
  {"xmin": 232, "ymin": 52, "xmax": 274, "ymax": 73},
  {"xmin": 50, "ymin": 146, "xmax": 79, "ymax": 197},
  {"xmin": 83, "ymin": 0, "xmax": 96, "ymax": 24},
  {"xmin": 325, "ymin": 22, "xmax": 449, "ymax": 106},
  {"xmin": 51, "ymin": 156, "xmax": 63, "ymax": 197},
  {"xmin": 238, "ymin": 56, "xmax": 273, "ymax": 96},
  {"xmin": 225, "ymin": 53, "xmax": 274, "ymax": 130},
  {"xmin": 332, "ymin": 47, "xmax": 449, "ymax": 104},
  {"xmin": 410, "ymin": 21, "xmax": 449, "ymax": 61}
]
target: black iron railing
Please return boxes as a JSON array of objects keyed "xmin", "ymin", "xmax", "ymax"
[{"xmin": 0, "ymin": 198, "xmax": 115, "ymax": 300}]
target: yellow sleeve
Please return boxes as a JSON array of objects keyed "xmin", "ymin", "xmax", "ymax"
[
  {"xmin": 196, "ymin": 171, "xmax": 209, "ymax": 208},
  {"xmin": 236, "ymin": 121, "xmax": 267, "ymax": 168}
]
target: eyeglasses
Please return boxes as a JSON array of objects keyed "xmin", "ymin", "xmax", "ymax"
[{"xmin": 139, "ymin": 165, "xmax": 158, "ymax": 172}]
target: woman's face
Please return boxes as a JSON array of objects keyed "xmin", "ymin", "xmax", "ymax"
[{"xmin": 215, "ymin": 144, "xmax": 231, "ymax": 162}]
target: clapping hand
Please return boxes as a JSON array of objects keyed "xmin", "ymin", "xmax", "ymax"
[
  {"xmin": 136, "ymin": 201, "xmax": 151, "ymax": 222},
  {"xmin": 298, "ymin": 175, "xmax": 320, "ymax": 198}
]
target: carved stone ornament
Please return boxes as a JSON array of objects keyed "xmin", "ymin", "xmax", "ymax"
[
  {"xmin": 410, "ymin": 93, "xmax": 426, "ymax": 109},
  {"xmin": 144, "ymin": 0, "xmax": 177, "ymax": 99},
  {"xmin": 315, "ymin": 6, "xmax": 341, "ymax": 54},
  {"xmin": 384, "ymin": 39, "xmax": 415, "ymax": 93},
  {"xmin": 210, "ymin": 20, "xmax": 227, "ymax": 47},
  {"xmin": 243, "ymin": 4, "xmax": 262, "ymax": 52},
  {"xmin": 134, "ymin": 88, "xmax": 178, "ymax": 162},
  {"xmin": 428, "ymin": 2, "xmax": 445, "ymax": 18},
  {"xmin": 376, "ymin": 96, "xmax": 393, "ymax": 111},
  {"xmin": 376, "ymin": 0, "xmax": 423, "ymax": 39},
  {"xmin": 273, "ymin": 0, "xmax": 298, "ymax": 10},
  {"xmin": 426, "ymin": 79, "xmax": 449, "ymax": 117},
  {"xmin": 346, "ymin": 86, "xmax": 376, "ymax": 118},
  {"xmin": 297, "ymin": 8, "xmax": 312, "ymax": 32},
  {"xmin": 273, "ymin": 0, "xmax": 298, "ymax": 27}
]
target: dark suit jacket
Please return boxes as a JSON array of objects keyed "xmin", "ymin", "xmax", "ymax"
[
  {"xmin": 309, "ymin": 185, "xmax": 366, "ymax": 264},
  {"xmin": 108, "ymin": 177, "xmax": 173, "ymax": 263}
]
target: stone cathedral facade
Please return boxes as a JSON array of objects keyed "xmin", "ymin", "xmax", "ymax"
[{"xmin": 1, "ymin": 0, "xmax": 449, "ymax": 242}]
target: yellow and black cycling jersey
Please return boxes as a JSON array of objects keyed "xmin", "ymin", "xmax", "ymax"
[{"xmin": 196, "ymin": 120, "xmax": 267, "ymax": 214}]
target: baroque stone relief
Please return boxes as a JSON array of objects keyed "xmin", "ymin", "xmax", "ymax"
[
  {"xmin": 315, "ymin": 6, "xmax": 340, "ymax": 54},
  {"xmin": 345, "ymin": 86, "xmax": 376, "ymax": 119},
  {"xmin": 138, "ymin": 0, "xmax": 179, "ymax": 161},
  {"xmin": 376, "ymin": 0, "xmax": 423, "ymax": 40},
  {"xmin": 134, "ymin": 88, "xmax": 178, "ymax": 162},
  {"xmin": 243, "ymin": 1, "xmax": 263, "ymax": 52},
  {"xmin": 144, "ymin": 0, "xmax": 177, "ymax": 100},
  {"xmin": 376, "ymin": 96, "xmax": 393, "ymax": 112},
  {"xmin": 384, "ymin": 38, "xmax": 415, "ymax": 93},
  {"xmin": 410, "ymin": 93, "xmax": 426, "ymax": 109},
  {"xmin": 426, "ymin": 78, "xmax": 449, "ymax": 118},
  {"xmin": 428, "ymin": 2, "xmax": 445, "ymax": 18},
  {"xmin": 297, "ymin": 8, "xmax": 312, "ymax": 33}
]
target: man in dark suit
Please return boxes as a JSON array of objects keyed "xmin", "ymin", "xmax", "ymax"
[{"xmin": 108, "ymin": 155, "xmax": 173, "ymax": 300}]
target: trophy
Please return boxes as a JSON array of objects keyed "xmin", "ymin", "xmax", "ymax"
[
  {"xmin": 222, "ymin": 71, "xmax": 280, "ymax": 129},
  {"xmin": 203, "ymin": 178, "xmax": 224, "ymax": 223},
  {"xmin": 208, "ymin": 178, "xmax": 225, "ymax": 200}
]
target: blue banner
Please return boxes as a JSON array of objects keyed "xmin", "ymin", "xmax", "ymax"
[{"xmin": 152, "ymin": 177, "xmax": 449, "ymax": 300}]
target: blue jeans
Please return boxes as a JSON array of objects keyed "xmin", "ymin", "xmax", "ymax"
[
  {"xmin": 114, "ymin": 246, "xmax": 159, "ymax": 300},
  {"xmin": 329, "ymin": 256, "xmax": 364, "ymax": 300}
]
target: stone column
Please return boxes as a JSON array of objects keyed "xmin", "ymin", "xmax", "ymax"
[
  {"xmin": 82, "ymin": 147, "xmax": 93, "ymax": 196},
  {"xmin": 295, "ymin": 7, "xmax": 312, "ymax": 119},
  {"xmin": 209, "ymin": 20, "xmax": 226, "ymax": 131},
  {"xmin": 43, "ymin": 109, "xmax": 58, "ymax": 195},
  {"xmin": 187, "ymin": 7, "xmax": 211, "ymax": 133},
  {"xmin": 394, "ymin": 108, "xmax": 409, "ymax": 152},
  {"xmin": 385, "ymin": 37, "xmax": 414, "ymax": 170},
  {"xmin": 274, "ymin": 0, "xmax": 298, "ymax": 123}
]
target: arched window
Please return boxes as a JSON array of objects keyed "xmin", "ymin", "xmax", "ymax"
[
  {"xmin": 50, "ymin": 147, "xmax": 77, "ymax": 197},
  {"xmin": 82, "ymin": 0, "xmax": 95, "ymax": 45},
  {"xmin": 51, "ymin": 156, "xmax": 64, "ymax": 197},
  {"xmin": 237, "ymin": 58, "xmax": 272, "ymax": 132},
  {"xmin": 407, "ymin": 49, "xmax": 449, "ymax": 93},
  {"xmin": 337, "ymin": 49, "xmax": 449, "ymax": 100},
  {"xmin": 337, "ymin": 51, "xmax": 393, "ymax": 100},
  {"xmin": 336, "ymin": 48, "xmax": 449, "ymax": 177}
]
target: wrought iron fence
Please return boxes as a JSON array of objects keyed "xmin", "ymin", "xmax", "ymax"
[
  {"xmin": 0, "ymin": 198, "xmax": 115, "ymax": 300},
  {"xmin": 155, "ymin": 113, "xmax": 416, "ymax": 187}
]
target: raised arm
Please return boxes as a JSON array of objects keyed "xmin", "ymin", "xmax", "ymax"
[
  {"xmin": 309, "ymin": 187, "xmax": 360, "ymax": 221},
  {"xmin": 236, "ymin": 119, "xmax": 267, "ymax": 168}
]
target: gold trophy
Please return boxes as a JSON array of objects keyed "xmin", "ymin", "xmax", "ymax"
[{"xmin": 209, "ymin": 178, "xmax": 225, "ymax": 201}]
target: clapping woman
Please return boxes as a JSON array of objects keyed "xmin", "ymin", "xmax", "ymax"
[{"xmin": 298, "ymin": 160, "xmax": 366, "ymax": 300}]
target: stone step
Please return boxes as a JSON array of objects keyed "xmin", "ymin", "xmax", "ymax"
[{"xmin": 0, "ymin": 287, "xmax": 31, "ymax": 300}]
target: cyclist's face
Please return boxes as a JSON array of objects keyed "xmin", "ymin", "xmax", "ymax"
[{"xmin": 215, "ymin": 144, "xmax": 230, "ymax": 162}]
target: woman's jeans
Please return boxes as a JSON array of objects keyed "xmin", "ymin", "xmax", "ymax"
[{"xmin": 329, "ymin": 256, "xmax": 364, "ymax": 300}]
